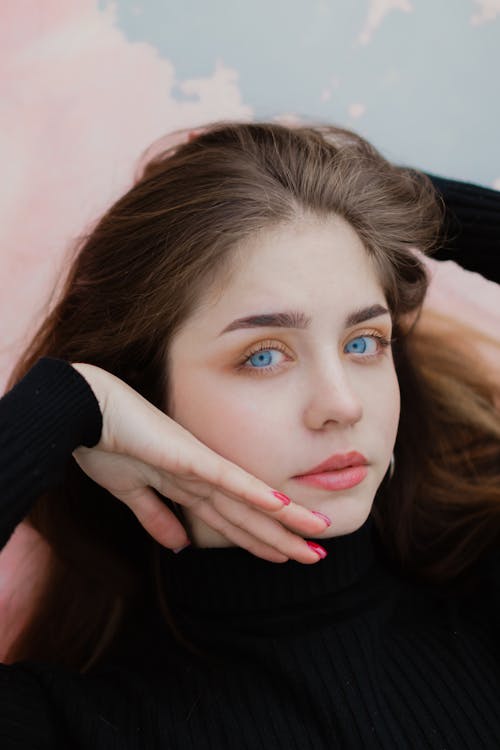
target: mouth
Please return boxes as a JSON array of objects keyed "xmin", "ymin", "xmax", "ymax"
[
  {"xmin": 293, "ymin": 451, "xmax": 369, "ymax": 491},
  {"xmin": 292, "ymin": 465, "xmax": 368, "ymax": 491},
  {"xmin": 294, "ymin": 450, "xmax": 368, "ymax": 476}
]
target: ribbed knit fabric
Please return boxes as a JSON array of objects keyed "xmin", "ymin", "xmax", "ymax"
[
  {"xmin": 0, "ymin": 357, "xmax": 102, "ymax": 550},
  {"xmin": 427, "ymin": 174, "xmax": 500, "ymax": 284},
  {"xmin": 0, "ymin": 177, "xmax": 499, "ymax": 748},
  {"xmin": 1, "ymin": 363, "xmax": 500, "ymax": 749}
]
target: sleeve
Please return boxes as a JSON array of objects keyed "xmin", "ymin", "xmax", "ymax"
[
  {"xmin": 426, "ymin": 174, "xmax": 500, "ymax": 285},
  {"xmin": 0, "ymin": 357, "xmax": 103, "ymax": 551}
]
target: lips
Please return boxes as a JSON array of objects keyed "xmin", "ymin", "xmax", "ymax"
[
  {"xmin": 294, "ymin": 450, "xmax": 368, "ymax": 477},
  {"xmin": 293, "ymin": 465, "xmax": 368, "ymax": 491}
]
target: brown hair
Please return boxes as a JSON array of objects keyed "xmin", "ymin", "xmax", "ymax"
[{"xmin": 5, "ymin": 122, "xmax": 500, "ymax": 671}]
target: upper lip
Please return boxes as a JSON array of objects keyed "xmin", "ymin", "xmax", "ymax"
[{"xmin": 295, "ymin": 451, "xmax": 368, "ymax": 476}]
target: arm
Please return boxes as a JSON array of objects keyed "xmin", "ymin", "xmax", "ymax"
[
  {"xmin": 426, "ymin": 174, "xmax": 500, "ymax": 284},
  {"xmin": 0, "ymin": 359, "xmax": 102, "ymax": 743},
  {"xmin": 0, "ymin": 357, "xmax": 102, "ymax": 551}
]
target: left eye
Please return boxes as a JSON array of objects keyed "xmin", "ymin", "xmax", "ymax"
[
  {"xmin": 345, "ymin": 335, "xmax": 378, "ymax": 355},
  {"xmin": 247, "ymin": 349, "xmax": 281, "ymax": 368}
]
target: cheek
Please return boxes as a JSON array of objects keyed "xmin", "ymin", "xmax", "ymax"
[
  {"xmin": 368, "ymin": 370, "xmax": 400, "ymax": 450},
  {"xmin": 169, "ymin": 369, "xmax": 285, "ymax": 475}
]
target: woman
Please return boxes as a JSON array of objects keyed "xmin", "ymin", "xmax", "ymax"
[{"xmin": 1, "ymin": 122, "xmax": 500, "ymax": 748}]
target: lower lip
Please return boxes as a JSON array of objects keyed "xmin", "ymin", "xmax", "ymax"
[{"xmin": 293, "ymin": 465, "xmax": 368, "ymax": 490}]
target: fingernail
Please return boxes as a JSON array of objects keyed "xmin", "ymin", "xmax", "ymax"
[
  {"xmin": 173, "ymin": 542, "xmax": 191, "ymax": 554},
  {"xmin": 307, "ymin": 541, "xmax": 328, "ymax": 559},
  {"xmin": 312, "ymin": 511, "xmax": 331, "ymax": 527},
  {"xmin": 272, "ymin": 490, "xmax": 291, "ymax": 506}
]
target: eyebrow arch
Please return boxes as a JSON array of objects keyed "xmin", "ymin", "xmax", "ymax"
[{"xmin": 219, "ymin": 303, "xmax": 391, "ymax": 335}]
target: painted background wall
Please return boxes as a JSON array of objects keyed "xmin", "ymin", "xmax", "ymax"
[{"xmin": 1, "ymin": 0, "xmax": 499, "ymax": 391}]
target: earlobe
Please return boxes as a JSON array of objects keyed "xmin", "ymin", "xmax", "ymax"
[
  {"xmin": 389, "ymin": 452, "xmax": 395, "ymax": 480},
  {"xmin": 381, "ymin": 452, "xmax": 395, "ymax": 484}
]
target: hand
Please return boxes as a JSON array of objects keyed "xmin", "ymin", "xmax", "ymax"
[{"xmin": 70, "ymin": 363, "xmax": 329, "ymax": 564}]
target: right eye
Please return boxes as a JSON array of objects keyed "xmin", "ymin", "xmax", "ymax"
[{"xmin": 237, "ymin": 341, "xmax": 291, "ymax": 376}]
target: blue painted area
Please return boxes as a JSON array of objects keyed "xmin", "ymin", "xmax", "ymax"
[{"xmin": 103, "ymin": 0, "xmax": 500, "ymax": 187}]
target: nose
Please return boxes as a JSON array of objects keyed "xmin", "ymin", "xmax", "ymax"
[{"xmin": 302, "ymin": 359, "xmax": 363, "ymax": 430}]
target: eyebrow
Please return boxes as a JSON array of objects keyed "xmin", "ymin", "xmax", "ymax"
[{"xmin": 219, "ymin": 303, "xmax": 391, "ymax": 335}]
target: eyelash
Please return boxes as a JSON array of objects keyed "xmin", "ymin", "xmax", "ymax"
[{"xmin": 236, "ymin": 332, "xmax": 395, "ymax": 376}]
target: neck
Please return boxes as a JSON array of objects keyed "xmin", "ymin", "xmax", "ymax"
[{"xmin": 160, "ymin": 513, "xmax": 390, "ymax": 621}]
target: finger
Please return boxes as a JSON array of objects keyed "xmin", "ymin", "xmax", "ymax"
[
  {"xmin": 114, "ymin": 485, "xmax": 190, "ymax": 550},
  {"xmin": 147, "ymin": 481, "xmax": 290, "ymax": 562},
  {"xmin": 177, "ymin": 441, "xmax": 293, "ymax": 513},
  {"xmin": 154, "ymin": 467, "xmax": 330, "ymax": 537},
  {"xmin": 190, "ymin": 493, "xmax": 323, "ymax": 565},
  {"xmin": 209, "ymin": 493, "xmax": 325, "ymax": 564},
  {"xmin": 186, "ymin": 500, "xmax": 290, "ymax": 563},
  {"xmin": 261, "ymin": 498, "xmax": 332, "ymax": 535}
]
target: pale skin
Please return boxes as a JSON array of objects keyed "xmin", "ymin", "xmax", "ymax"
[{"xmin": 72, "ymin": 214, "xmax": 400, "ymax": 564}]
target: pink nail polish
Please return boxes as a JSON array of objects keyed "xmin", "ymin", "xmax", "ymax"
[
  {"xmin": 272, "ymin": 490, "xmax": 291, "ymax": 506},
  {"xmin": 173, "ymin": 542, "xmax": 191, "ymax": 554},
  {"xmin": 307, "ymin": 541, "xmax": 328, "ymax": 559},
  {"xmin": 312, "ymin": 511, "xmax": 331, "ymax": 527}
]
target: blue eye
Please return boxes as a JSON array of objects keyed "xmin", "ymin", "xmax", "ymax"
[
  {"xmin": 239, "ymin": 333, "xmax": 391, "ymax": 376},
  {"xmin": 248, "ymin": 350, "xmax": 278, "ymax": 368},
  {"xmin": 345, "ymin": 336, "xmax": 377, "ymax": 355},
  {"xmin": 240, "ymin": 343, "xmax": 289, "ymax": 375}
]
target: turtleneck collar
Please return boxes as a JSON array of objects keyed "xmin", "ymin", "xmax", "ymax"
[{"xmin": 160, "ymin": 513, "xmax": 386, "ymax": 618}]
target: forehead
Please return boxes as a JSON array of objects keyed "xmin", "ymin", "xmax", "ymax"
[{"xmin": 194, "ymin": 215, "xmax": 385, "ymax": 321}]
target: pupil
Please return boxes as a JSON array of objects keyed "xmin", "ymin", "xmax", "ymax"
[
  {"xmin": 353, "ymin": 339, "xmax": 366, "ymax": 352},
  {"xmin": 251, "ymin": 351, "xmax": 272, "ymax": 366}
]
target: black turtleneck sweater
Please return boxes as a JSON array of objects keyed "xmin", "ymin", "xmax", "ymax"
[
  {"xmin": 1, "ymin": 177, "xmax": 499, "ymax": 748},
  {"xmin": 427, "ymin": 174, "xmax": 500, "ymax": 283}
]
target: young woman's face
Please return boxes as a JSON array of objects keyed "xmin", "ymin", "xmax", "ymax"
[{"xmin": 168, "ymin": 215, "xmax": 400, "ymax": 545}]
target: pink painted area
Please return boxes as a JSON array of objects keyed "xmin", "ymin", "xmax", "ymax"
[
  {"xmin": 416, "ymin": 251, "xmax": 500, "ymax": 346},
  {"xmin": 416, "ymin": 253, "xmax": 500, "ymax": 409},
  {"xmin": 0, "ymin": 0, "xmax": 252, "ymax": 660},
  {"xmin": 357, "ymin": 0, "xmax": 413, "ymax": 46},
  {"xmin": 0, "ymin": 523, "xmax": 53, "ymax": 662},
  {"xmin": 470, "ymin": 0, "xmax": 500, "ymax": 26},
  {"xmin": 0, "ymin": 0, "xmax": 251, "ymax": 394}
]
